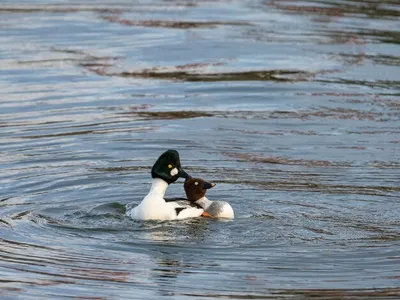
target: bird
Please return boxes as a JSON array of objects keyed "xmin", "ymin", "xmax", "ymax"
[
  {"xmin": 126, "ymin": 149, "xmax": 204, "ymax": 220},
  {"xmin": 183, "ymin": 177, "xmax": 234, "ymax": 219}
]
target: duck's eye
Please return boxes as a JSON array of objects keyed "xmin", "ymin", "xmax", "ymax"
[
  {"xmin": 168, "ymin": 164, "xmax": 173, "ymax": 169},
  {"xmin": 194, "ymin": 182, "xmax": 198, "ymax": 185}
]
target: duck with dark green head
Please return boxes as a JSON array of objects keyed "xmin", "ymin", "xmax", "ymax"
[{"xmin": 126, "ymin": 150, "xmax": 204, "ymax": 220}]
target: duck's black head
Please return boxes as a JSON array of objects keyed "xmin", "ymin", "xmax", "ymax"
[
  {"xmin": 151, "ymin": 150, "xmax": 190, "ymax": 184},
  {"xmin": 184, "ymin": 177, "xmax": 216, "ymax": 201}
]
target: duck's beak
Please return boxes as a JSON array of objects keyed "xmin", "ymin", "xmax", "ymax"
[
  {"xmin": 178, "ymin": 168, "xmax": 191, "ymax": 180},
  {"xmin": 203, "ymin": 181, "xmax": 216, "ymax": 189}
]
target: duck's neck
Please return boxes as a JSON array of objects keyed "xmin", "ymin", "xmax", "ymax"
[
  {"xmin": 194, "ymin": 197, "xmax": 212, "ymax": 209},
  {"xmin": 147, "ymin": 178, "xmax": 169, "ymax": 198}
]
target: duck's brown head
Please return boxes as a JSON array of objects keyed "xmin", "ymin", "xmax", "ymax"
[{"xmin": 184, "ymin": 177, "xmax": 216, "ymax": 201}]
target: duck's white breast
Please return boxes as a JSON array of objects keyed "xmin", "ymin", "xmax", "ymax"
[
  {"xmin": 127, "ymin": 195, "xmax": 175, "ymax": 220},
  {"xmin": 208, "ymin": 201, "xmax": 234, "ymax": 219}
]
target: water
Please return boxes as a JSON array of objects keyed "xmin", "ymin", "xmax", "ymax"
[{"xmin": 1, "ymin": 0, "xmax": 399, "ymax": 299}]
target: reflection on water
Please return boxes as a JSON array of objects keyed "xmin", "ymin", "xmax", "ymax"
[{"xmin": 0, "ymin": 0, "xmax": 399, "ymax": 299}]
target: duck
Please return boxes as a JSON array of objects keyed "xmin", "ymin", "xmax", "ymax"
[
  {"xmin": 126, "ymin": 150, "xmax": 204, "ymax": 220},
  {"xmin": 183, "ymin": 177, "xmax": 234, "ymax": 219}
]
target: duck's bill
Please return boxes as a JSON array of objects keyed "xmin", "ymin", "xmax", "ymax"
[
  {"xmin": 203, "ymin": 181, "xmax": 216, "ymax": 189},
  {"xmin": 178, "ymin": 168, "xmax": 191, "ymax": 180}
]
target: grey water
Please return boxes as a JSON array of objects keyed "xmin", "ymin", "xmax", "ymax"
[{"xmin": 1, "ymin": 0, "xmax": 399, "ymax": 299}]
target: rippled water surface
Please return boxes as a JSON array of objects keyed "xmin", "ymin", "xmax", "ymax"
[{"xmin": 1, "ymin": 0, "xmax": 400, "ymax": 299}]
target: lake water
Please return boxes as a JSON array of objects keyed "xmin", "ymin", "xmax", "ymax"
[{"xmin": 1, "ymin": 1, "xmax": 399, "ymax": 299}]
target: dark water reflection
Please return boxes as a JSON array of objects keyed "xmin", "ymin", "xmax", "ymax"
[{"xmin": 1, "ymin": 0, "xmax": 399, "ymax": 299}]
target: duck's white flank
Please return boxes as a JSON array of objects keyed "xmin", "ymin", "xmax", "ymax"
[
  {"xmin": 127, "ymin": 178, "xmax": 203, "ymax": 220},
  {"xmin": 195, "ymin": 197, "xmax": 234, "ymax": 219}
]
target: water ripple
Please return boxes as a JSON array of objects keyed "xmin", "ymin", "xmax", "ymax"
[{"xmin": 1, "ymin": 0, "xmax": 399, "ymax": 299}]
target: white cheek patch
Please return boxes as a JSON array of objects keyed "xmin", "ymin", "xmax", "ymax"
[{"xmin": 170, "ymin": 168, "xmax": 178, "ymax": 176}]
